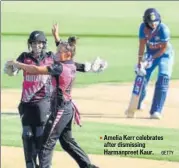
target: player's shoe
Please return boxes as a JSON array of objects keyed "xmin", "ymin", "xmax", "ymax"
[{"xmin": 150, "ymin": 112, "xmax": 161, "ymax": 119}]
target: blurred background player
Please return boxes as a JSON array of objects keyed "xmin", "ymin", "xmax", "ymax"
[
  {"xmin": 7, "ymin": 32, "xmax": 101, "ymax": 168},
  {"xmin": 136, "ymin": 8, "xmax": 174, "ymax": 119}
]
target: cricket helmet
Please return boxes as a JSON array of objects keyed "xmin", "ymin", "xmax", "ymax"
[
  {"xmin": 28, "ymin": 31, "xmax": 47, "ymax": 44},
  {"xmin": 143, "ymin": 8, "xmax": 161, "ymax": 29},
  {"xmin": 27, "ymin": 30, "xmax": 47, "ymax": 53}
]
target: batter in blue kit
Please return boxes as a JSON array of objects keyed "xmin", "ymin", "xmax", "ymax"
[{"xmin": 137, "ymin": 8, "xmax": 174, "ymax": 119}]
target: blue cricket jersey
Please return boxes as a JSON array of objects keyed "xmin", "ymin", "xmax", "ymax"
[{"xmin": 139, "ymin": 23, "xmax": 173, "ymax": 55}]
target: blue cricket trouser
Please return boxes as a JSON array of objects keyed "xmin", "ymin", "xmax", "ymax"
[{"xmin": 138, "ymin": 51, "xmax": 174, "ymax": 114}]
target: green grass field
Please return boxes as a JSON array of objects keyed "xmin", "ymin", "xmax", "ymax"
[
  {"xmin": 2, "ymin": 2, "xmax": 179, "ymax": 36},
  {"xmin": 1, "ymin": 1, "xmax": 179, "ymax": 88},
  {"xmin": 1, "ymin": 115, "xmax": 179, "ymax": 162}
]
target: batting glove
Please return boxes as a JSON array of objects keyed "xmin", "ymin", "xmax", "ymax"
[
  {"xmin": 143, "ymin": 54, "xmax": 154, "ymax": 69},
  {"xmin": 135, "ymin": 62, "xmax": 146, "ymax": 76}
]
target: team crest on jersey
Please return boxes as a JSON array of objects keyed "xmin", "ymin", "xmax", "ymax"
[
  {"xmin": 155, "ymin": 36, "xmax": 160, "ymax": 41},
  {"xmin": 150, "ymin": 13, "xmax": 156, "ymax": 21}
]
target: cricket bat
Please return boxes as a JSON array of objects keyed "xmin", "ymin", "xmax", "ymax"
[{"xmin": 126, "ymin": 75, "xmax": 145, "ymax": 118}]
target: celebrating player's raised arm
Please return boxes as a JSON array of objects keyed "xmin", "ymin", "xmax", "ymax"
[{"xmin": 52, "ymin": 23, "xmax": 108, "ymax": 73}]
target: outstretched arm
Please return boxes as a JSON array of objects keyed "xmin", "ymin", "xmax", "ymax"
[
  {"xmin": 7, "ymin": 60, "xmax": 63, "ymax": 76},
  {"xmin": 7, "ymin": 61, "xmax": 49, "ymax": 74}
]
